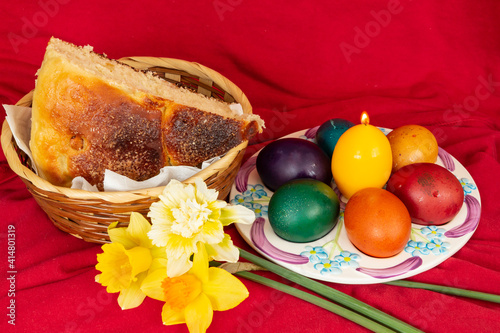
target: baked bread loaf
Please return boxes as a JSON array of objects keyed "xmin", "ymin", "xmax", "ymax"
[{"xmin": 30, "ymin": 37, "xmax": 263, "ymax": 190}]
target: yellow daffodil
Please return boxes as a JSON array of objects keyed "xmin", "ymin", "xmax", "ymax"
[
  {"xmin": 96, "ymin": 212, "xmax": 166, "ymax": 309},
  {"xmin": 147, "ymin": 178, "xmax": 255, "ymax": 277},
  {"xmin": 141, "ymin": 243, "xmax": 249, "ymax": 333}
]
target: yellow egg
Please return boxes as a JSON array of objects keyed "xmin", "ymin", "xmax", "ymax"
[
  {"xmin": 387, "ymin": 124, "xmax": 438, "ymax": 172},
  {"xmin": 331, "ymin": 122, "xmax": 392, "ymax": 199}
]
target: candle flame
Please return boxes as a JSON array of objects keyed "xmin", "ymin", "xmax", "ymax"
[{"xmin": 361, "ymin": 111, "xmax": 370, "ymax": 125}]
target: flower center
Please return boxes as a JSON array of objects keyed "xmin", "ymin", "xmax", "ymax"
[
  {"xmin": 161, "ymin": 274, "xmax": 202, "ymax": 310},
  {"xmin": 171, "ymin": 199, "xmax": 211, "ymax": 238},
  {"xmin": 324, "ymin": 263, "xmax": 331, "ymax": 268},
  {"xmin": 96, "ymin": 243, "xmax": 134, "ymax": 292},
  {"xmin": 116, "ymin": 253, "xmax": 132, "ymax": 280}
]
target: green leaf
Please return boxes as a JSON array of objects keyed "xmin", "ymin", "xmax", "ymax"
[
  {"xmin": 386, "ymin": 280, "xmax": 500, "ymax": 303},
  {"xmin": 210, "ymin": 260, "xmax": 397, "ymax": 333},
  {"xmin": 239, "ymin": 248, "xmax": 423, "ymax": 333}
]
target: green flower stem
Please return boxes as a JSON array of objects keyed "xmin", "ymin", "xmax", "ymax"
[
  {"xmin": 386, "ymin": 280, "xmax": 500, "ymax": 304},
  {"xmin": 239, "ymin": 248, "xmax": 423, "ymax": 333},
  {"xmin": 410, "ymin": 228, "xmax": 428, "ymax": 242},
  {"xmin": 236, "ymin": 270, "xmax": 397, "ymax": 333},
  {"xmin": 252, "ymin": 196, "xmax": 271, "ymax": 203},
  {"xmin": 323, "ymin": 218, "xmax": 344, "ymax": 259}
]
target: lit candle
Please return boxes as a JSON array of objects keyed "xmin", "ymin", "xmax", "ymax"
[{"xmin": 331, "ymin": 111, "xmax": 392, "ymax": 199}]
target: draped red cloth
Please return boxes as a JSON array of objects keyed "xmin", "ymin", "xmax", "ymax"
[{"xmin": 1, "ymin": 1, "xmax": 499, "ymax": 332}]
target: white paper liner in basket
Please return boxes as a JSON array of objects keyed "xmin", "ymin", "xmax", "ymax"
[
  {"xmin": 3, "ymin": 103, "xmax": 250, "ymax": 193},
  {"xmin": 1, "ymin": 118, "xmax": 247, "ymax": 204}
]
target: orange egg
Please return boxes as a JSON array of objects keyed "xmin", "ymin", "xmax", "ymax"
[
  {"xmin": 387, "ymin": 124, "xmax": 438, "ymax": 172},
  {"xmin": 344, "ymin": 188, "xmax": 411, "ymax": 258}
]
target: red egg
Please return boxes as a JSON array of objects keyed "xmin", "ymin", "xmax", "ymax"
[{"xmin": 386, "ymin": 163, "xmax": 464, "ymax": 225}]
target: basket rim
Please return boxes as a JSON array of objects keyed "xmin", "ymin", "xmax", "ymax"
[
  {"xmin": 1, "ymin": 56, "xmax": 251, "ymax": 203},
  {"xmin": 119, "ymin": 56, "xmax": 253, "ymax": 115}
]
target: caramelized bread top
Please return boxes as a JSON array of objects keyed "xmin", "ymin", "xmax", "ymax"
[{"xmin": 30, "ymin": 38, "xmax": 263, "ymax": 189}]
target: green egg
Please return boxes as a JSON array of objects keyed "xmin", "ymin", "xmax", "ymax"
[
  {"xmin": 268, "ymin": 179, "xmax": 340, "ymax": 243},
  {"xmin": 315, "ymin": 118, "xmax": 355, "ymax": 159}
]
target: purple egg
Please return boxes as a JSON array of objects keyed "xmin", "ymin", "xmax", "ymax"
[{"xmin": 256, "ymin": 138, "xmax": 332, "ymax": 192}]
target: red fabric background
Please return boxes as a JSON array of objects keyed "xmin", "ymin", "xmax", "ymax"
[{"xmin": 1, "ymin": 0, "xmax": 500, "ymax": 332}]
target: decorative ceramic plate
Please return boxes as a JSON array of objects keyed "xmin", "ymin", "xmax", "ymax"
[{"xmin": 229, "ymin": 127, "xmax": 481, "ymax": 284}]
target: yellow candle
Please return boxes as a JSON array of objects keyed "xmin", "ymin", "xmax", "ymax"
[{"xmin": 331, "ymin": 111, "xmax": 392, "ymax": 199}]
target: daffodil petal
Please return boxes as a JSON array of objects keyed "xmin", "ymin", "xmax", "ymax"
[
  {"xmin": 205, "ymin": 234, "xmax": 239, "ymax": 262},
  {"xmin": 125, "ymin": 246, "xmax": 153, "ymax": 278},
  {"xmin": 108, "ymin": 221, "xmax": 119, "ymax": 229},
  {"xmin": 126, "ymin": 213, "xmax": 152, "ymax": 248},
  {"xmin": 211, "ymin": 199, "xmax": 227, "ymax": 210},
  {"xmin": 108, "ymin": 227, "xmax": 136, "ymax": 249},
  {"xmin": 150, "ymin": 257, "xmax": 168, "ymax": 271},
  {"xmin": 199, "ymin": 220, "xmax": 225, "ymax": 245},
  {"xmin": 161, "ymin": 179, "xmax": 194, "ymax": 208},
  {"xmin": 206, "ymin": 201, "xmax": 223, "ymax": 221},
  {"xmin": 161, "ymin": 302, "xmax": 186, "ymax": 326},
  {"xmin": 167, "ymin": 252, "xmax": 192, "ymax": 278},
  {"xmin": 148, "ymin": 207, "xmax": 174, "ymax": 248},
  {"xmin": 141, "ymin": 259, "xmax": 168, "ymax": 301},
  {"xmin": 96, "ymin": 243, "xmax": 131, "ymax": 293},
  {"xmin": 148, "ymin": 198, "xmax": 175, "ymax": 223},
  {"xmin": 194, "ymin": 177, "xmax": 218, "ymax": 203},
  {"xmin": 166, "ymin": 234, "xmax": 198, "ymax": 262},
  {"xmin": 190, "ymin": 244, "xmax": 209, "ymax": 284},
  {"xmin": 185, "ymin": 293, "xmax": 213, "ymax": 333},
  {"xmin": 204, "ymin": 267, "xmax": 249, "ymax": 311},
  {"xmin": 150, "ymin": 245, "xmax": 168, "ymax": 260},
  {"xmin": 219, "ymin": 205, "xmax": 256, "ymax": 226},
  {"xmin": 118, "ymin": 271, "xmax": 148, "ymax": 310}
]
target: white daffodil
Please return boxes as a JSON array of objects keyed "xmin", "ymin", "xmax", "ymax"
[{"xmin": 147, "ymin": 178, "xmax": 255, "ymax": 277}]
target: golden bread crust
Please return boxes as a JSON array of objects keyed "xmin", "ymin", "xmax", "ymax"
[
  {"xmin": 31, "ymin": 62, "xmax": 165, "ymax": 189},
  {"xmin": 29, "ymin": 38, "xmax": 260, "ymax": 189},
  {"xmin": 163, "ymin": 105, "xmax": 258, "ymax": 166}
]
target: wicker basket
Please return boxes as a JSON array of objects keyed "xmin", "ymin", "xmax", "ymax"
[{"xmin": 1, "ymin": 57, "xmax": 251, "ymax": 244}]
